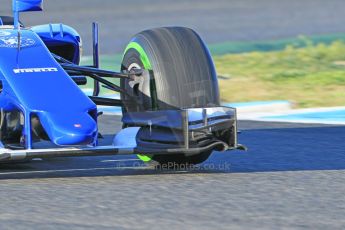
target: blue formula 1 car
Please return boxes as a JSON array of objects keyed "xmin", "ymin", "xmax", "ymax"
[{"xmin": 0, "ymin": 0, "xmax": 244, "ymax": 166}]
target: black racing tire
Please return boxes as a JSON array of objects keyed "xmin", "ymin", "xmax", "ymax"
[
  {"xmin": 153, "ymin": 151, "xmax": 212, "ymax": 169},
  {"xmin": 121, "ymin": 26, "xmax": 220, "ymax": 111},
  {"xmin": 0, "ymin": 16, "xmax": 24, "ymax": 27},
  {"xmin": 121, "ymin": 27, "xmax": 219, "ymax": 165}
]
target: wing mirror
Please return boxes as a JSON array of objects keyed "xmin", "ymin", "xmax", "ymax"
[{"xmin": 12, "ymin": 0, "xmax": 43, "ymax": 29}]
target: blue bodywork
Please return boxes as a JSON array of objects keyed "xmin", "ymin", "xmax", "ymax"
[
  {"xmin": 0, "ymin": 28, "xmax": 97, "ymax": 148},
  {"xmin": 32, "ymin": 24, "xmax": 82, "ymax": 64}
]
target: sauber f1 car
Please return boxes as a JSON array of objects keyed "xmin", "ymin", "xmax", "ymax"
[{"xmin": 0, "ymin": 0, "xmax": 245, "ymax": 166}]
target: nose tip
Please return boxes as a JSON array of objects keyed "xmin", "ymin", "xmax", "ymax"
[
  {"xmin": 52, "ymin": 121, "xmax": 98, "ymax": 146},
  {"xmin": 38, "ymin": 112, "xmax": 98, "ymax": 146},
  {"xmin": 54, "ymin": 132, "xmax": 96, "ymax": 146}
]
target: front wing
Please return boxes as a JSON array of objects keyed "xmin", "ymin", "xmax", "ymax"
[{"xmin": 0, "ymin": 107, "xmax": 244, "ymax": 163}]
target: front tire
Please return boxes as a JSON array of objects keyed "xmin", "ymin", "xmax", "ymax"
[
  {"xmin": 121, "ymin": 27, "xmax": 219, "ymax": 166},
  {"xmin": 152, "ymin": 151, "xmax": 212, "ymax": 168}
]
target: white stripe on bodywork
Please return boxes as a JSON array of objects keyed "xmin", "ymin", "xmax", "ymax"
[{"xmin": 13, "ymin": 67, "xmax": 58, "ymax": 74}]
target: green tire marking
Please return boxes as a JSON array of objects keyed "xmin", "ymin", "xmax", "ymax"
[
  {"xmin": 137, "ymin": 154, "xmax": 153, "ymax": 162},
  {"xmin": 124, "ymin": 41, "xmax": 152, "ymax": 69},
  {"xmin": 124, "ymin": 41, "xmax": 153, "ymax": 162}
]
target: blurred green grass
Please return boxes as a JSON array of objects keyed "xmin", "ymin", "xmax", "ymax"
[
  {"xmin": 215, "ymin": 40, "xmax": 345, "ymax": 108},
  {"xmin": 209, "ymin": 33, "xmax": 345, "ymax": 55},
  {"xmin": 81, "ymin": 34, "xmax": 345, "ymax": 108}
]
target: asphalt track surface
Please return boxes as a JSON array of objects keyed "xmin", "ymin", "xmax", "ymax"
[
  {"xmin": 0, "ymin": 115, "xmax": 344, "ymax": 229},
  {"xmin": 2, "ymin": 0, "xmax": 345, "ymax": 54}
]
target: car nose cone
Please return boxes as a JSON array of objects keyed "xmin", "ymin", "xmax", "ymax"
[{"xmin": 38, "ymin": 112, "xmax": 98, "ymax": 146}]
